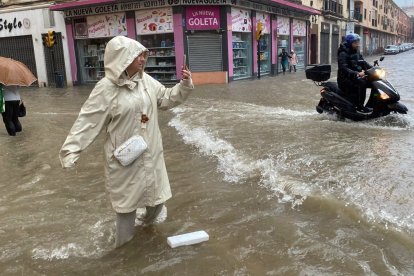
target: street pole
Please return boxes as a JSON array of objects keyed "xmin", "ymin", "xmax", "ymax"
[{"xmin": 257, "ymin": 39, "xmax": 261, "ymax": 79}]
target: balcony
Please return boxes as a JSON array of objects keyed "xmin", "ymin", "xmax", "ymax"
[
  {"xmin": 354, "ymin": 13, "xmax": 363, "ymax": 22},
  {"xmin": 322, "ymin": 0, "xmax": 344, "ymax": 19}
]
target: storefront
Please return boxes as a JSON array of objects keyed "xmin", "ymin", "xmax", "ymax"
[
  {"xmin": 74, "ymin": 12, "xmax": 127, "ymax": 83},
  {"xmin": 256, "ymin": 12, "xmax": 271, "ymax": 76},
  {"xmin": 0, "ymin": 6, "xmax": 71, "ymax": 87},
  {"xmin": 136, "ymin": 7, "xmax": 177, "ymax": 82},
  {"xmin": 50, "ymin": 0, "xmax": 319, "ymax": 84},
  {"xmin": 276, "ymin": 16, "xmax": 290, "ymax": 73},
  {"xmin": 185, "ymin": 6, "xmax": 223, "ymax": 74},
  {"xmin": 292, "ymin": 19, "xmax": 306, "ymax": 70},
  {"xmin": 231, "ymin": 7, "xmax": 252, "ymax": 80}
]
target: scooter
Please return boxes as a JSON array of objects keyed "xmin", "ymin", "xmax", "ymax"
[{"xmin": 306, "ymin": 57, "xmax": 408, "ymax": 121}]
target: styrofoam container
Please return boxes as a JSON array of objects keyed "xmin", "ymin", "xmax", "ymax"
[{"xmin": 167, "ymin": 231, "xmax": 209, "ymax": 248}]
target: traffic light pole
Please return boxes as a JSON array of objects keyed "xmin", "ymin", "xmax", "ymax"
[{"xmin": 257, "ymin": 39, "xmax": 261, "ymax": 79}]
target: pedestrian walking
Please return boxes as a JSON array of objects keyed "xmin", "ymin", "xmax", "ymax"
[
  {"xmin": 289, "ymin": 50, "xmax": 298, "ymax": 72},
  {"xmin": 59, "ymin": 36, "xmax": 194, "ymax": 248},
  {"xmin": 278, "ymin": 48, "xmax": 291, "ymax": 74},
  {"xmin": 1, "ymin": 85, "xmax": 22, "ymax": 136}
]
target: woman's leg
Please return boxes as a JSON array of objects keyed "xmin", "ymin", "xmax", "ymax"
[
  {"xmin": 143, "ymin": 203, "xmax": 164, "ymax": 224},
  {"xmin": 2, "ymin": 101, "xmax": 16, "ymax": 136},
  {"xmin": 11, "ymin": 101, "xmax": 22, "ymax": 132},
  {"xmin": 115, "ymin": 210, "xmax": 136, "ymax": 248}
]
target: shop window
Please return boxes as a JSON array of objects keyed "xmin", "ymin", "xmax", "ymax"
[
  {"xmin": 232, "ymin": 33, "xmax": 252, "ymax": 80},
  {"xmin": 259, "ymin": 34, "xmax": 271, "ymax": 75},
  {"xmin": 76, "ymin": 38, "xmax": 110, "ymax": 83},
  {"xmin": 138, "ymin": 33, "xmax": 176, "ymax": 82}
]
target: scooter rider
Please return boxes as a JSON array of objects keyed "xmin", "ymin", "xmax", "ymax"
[{"xmin": 337, "ymin": 33, "xmax": 373, "ymax": 114}]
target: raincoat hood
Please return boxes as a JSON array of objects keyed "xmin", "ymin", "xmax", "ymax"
[{"xmin": 104, "ymin": 36, "xmax": 148, "ymax": 85}]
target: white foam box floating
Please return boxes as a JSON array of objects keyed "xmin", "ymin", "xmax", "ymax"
[{"xmin": 167, "ymin": 230, "xmax": 209, "ymax": 248}]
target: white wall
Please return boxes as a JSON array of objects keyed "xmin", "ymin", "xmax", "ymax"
[{"xmin": 0, "ymin": 7, "xmax": 72, "ymax": 86}]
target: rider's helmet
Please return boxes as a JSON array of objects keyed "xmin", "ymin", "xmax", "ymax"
[{"xmin": 345, "ymin": 33, "xmax": 361, "ymax": 45}]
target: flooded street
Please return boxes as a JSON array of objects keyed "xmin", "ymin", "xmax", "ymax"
[{"xmin": 1, "ymin": 51, "xmax": 414, "ymax": 275}]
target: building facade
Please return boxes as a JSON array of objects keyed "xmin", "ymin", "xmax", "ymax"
[
  {"xmin": 49, "ymin": 0, "xmax": 319, "ymax": 85},
  {"xmin": 0, "ymin": 2, "xmax": 73, "ymax": 87},
  {"xmin": 301, "ymin": 0, "xmax": 412, "ymax": 64}
]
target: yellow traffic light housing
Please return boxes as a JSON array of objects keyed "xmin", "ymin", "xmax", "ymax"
[
  {"xmin": 42, "ymin": 31, "xmax": 56, "ymax": 48},
  {"xmin": 256, "ymin": 22, "xmax": 263, "ymax": 41},
  {"xmin": 47, "ymin": 30, "xmax": 55, "ymax": 47}
]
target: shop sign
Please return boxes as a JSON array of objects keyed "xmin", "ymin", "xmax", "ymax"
[
  {"xmin": 231, "ymin": 7, "xmax": 251, "ymax": 32},
  {"xmin": 0, "ymin": 17, "xmax": 23, "ymax": 33},
  {"xmin": 135, "ymin": 7, "xmax": 174, "ymax": 34},
  {"xmin": 64, "ymin": 0, "xmax": 232, "ymax": 18},
  {"xmin": 87, "ymin": 12, "xmax": 127, "ymax": 38},
  {"xmin": 0, "ymin": 17, "xmax": 30, "ymax": 37},
  {"xmin": 256, "ymin": 12, "xmax": 270, "ymax": 34},
  {"xmin": 185, "ymin": 6, "xmax": 220, "ymax": 30},
  {"xmin": 292, "ymin": 19, "xmax": 306, "ymax": 36},
  {"xmin": 277, "ymin": 17, "xmax": 289, "ymax": 35},
  {"xmin": 346, "ymin": 22, "xmax": 355, "ymax": 35}
]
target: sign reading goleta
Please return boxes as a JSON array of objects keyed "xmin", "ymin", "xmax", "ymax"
[{"xmin": 64, "ymin": 0, "xmax": 233, "ymax": 17}]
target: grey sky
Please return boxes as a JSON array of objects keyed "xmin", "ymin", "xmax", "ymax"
[{"xmin": 394, "ymin": 0, "xmax": 414, "ymax": 7}]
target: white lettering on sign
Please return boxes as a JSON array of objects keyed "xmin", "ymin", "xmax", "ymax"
[
  {"xmin": 64, "ymin": 0, "xmax": 232, "ymax": 18},
  {"xmin": 188, "ymin": 17, "xmax": 218, "ymax": 26}
]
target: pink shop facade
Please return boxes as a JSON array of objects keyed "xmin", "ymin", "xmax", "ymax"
[{"xmin": 51, "ymin": 0, "xmax": 319, "ymax": 84}]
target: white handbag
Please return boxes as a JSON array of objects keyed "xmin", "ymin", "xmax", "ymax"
[{"xmin": 113, "ymin": 135, "xmax": 148, "ymax": 166}]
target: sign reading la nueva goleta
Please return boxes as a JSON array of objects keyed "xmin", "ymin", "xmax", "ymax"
[{"xmin": 64, "ymin": 0, "xmax": 233, "ymax": 17}]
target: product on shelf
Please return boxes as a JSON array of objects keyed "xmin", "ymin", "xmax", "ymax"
[{"xmin": 140, "ymin": 34, "xmax": 177, "ymax": 82}]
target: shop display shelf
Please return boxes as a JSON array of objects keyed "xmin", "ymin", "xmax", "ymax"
[
  {"xmin": 147, "ymin": 47, "xmax": 174, "ymax": 49},
  {"xmin": 147, "ymin": 56, "xmax": 176, "ymax": 58},
  {"xmin": 147, "ymin": 71, "xmax": 176, "ymax": 74},
  {"xmin": 233, "ymin": 57, "xmax": 247, "ymax": 59},
  {"xmin": 146, "ymin": 65, "xmax": 176, "ymax": 68},
  {"xmin": 233, "ymin": 66, "xmax": 247, "ymax": 68},
  {"xmin": 233, "ymin": 48, "xmax": 247, "ymax": 50}
]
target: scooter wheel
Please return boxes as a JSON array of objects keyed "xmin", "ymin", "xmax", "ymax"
[{"xmin": 316, "ymin": 105, "xmax": 324, "ymax": 114}]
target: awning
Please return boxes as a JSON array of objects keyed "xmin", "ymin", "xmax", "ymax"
[
  {"xmin": 271, "ymin": 0, "xmax": 321, "ymax": 15},
  {"xmin": 49, "ymin": 0, "xmax": 116, "ymax": 11}
]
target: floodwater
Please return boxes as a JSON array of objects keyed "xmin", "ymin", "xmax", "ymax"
[{"xmin": 1, "ymin": 51, "xmax": 413, "ymax": 275}]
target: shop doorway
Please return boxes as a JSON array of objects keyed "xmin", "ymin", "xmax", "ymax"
[
  {"xmin": 43, "ymin": 32, "xmax": 67, "ymax": 87},
  {"xmin": 320, "ymin": 32, "xmax": 330, "ymax": 64}
]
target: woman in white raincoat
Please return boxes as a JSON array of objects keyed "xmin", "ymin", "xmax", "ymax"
[{"xmin": 59, "ymin": 36, "xmax": 193, "ymax": 247}]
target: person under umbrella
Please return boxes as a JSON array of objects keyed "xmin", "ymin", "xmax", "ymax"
[
  {"xmin": 0, "ymin": 57, "xmax": 37, "ymax": 136},
  {"xmin": 1, "ymin": 85, "xmax": 22, "ymax": 136}
]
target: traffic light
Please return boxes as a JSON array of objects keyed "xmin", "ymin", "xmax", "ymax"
[
  {"xmin": 256, "ymin": 22, "xmax": 263, "ymax": 41},
  {"xmin": 47, "ymin": 30, "xmax": 55, "ymax": 47},
  {"xmin": 42, "ymin": 30, "xmax": 56, "ymax": 47}
]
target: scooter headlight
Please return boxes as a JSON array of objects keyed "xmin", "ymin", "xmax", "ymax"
[
  {"xmin": 378, "ymin": 89, "xmax": 390, "ymax": 100},
  {"xmin": 375, "ymin": 68, "xmax": 386, "ymax": 79}
]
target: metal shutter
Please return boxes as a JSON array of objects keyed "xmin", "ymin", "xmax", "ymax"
[
  {"xmin": 331, "ymin": 34, "xmax": 339, "ymax": 63},
  {"xmin": 320, "ymin": 32, "xmax": 330, "ymax": 64},
  {"xmin": 187, "ymin": 33, "xmax": 223, "ymax": 72},
  {"xmin": 0, "ymin": 35, "xmax": 38, "ymax": 85}
]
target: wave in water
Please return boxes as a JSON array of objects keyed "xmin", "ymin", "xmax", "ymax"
[{"xmin": 169, "ymin": 104, "xmax": 413, "ymax": 234}]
